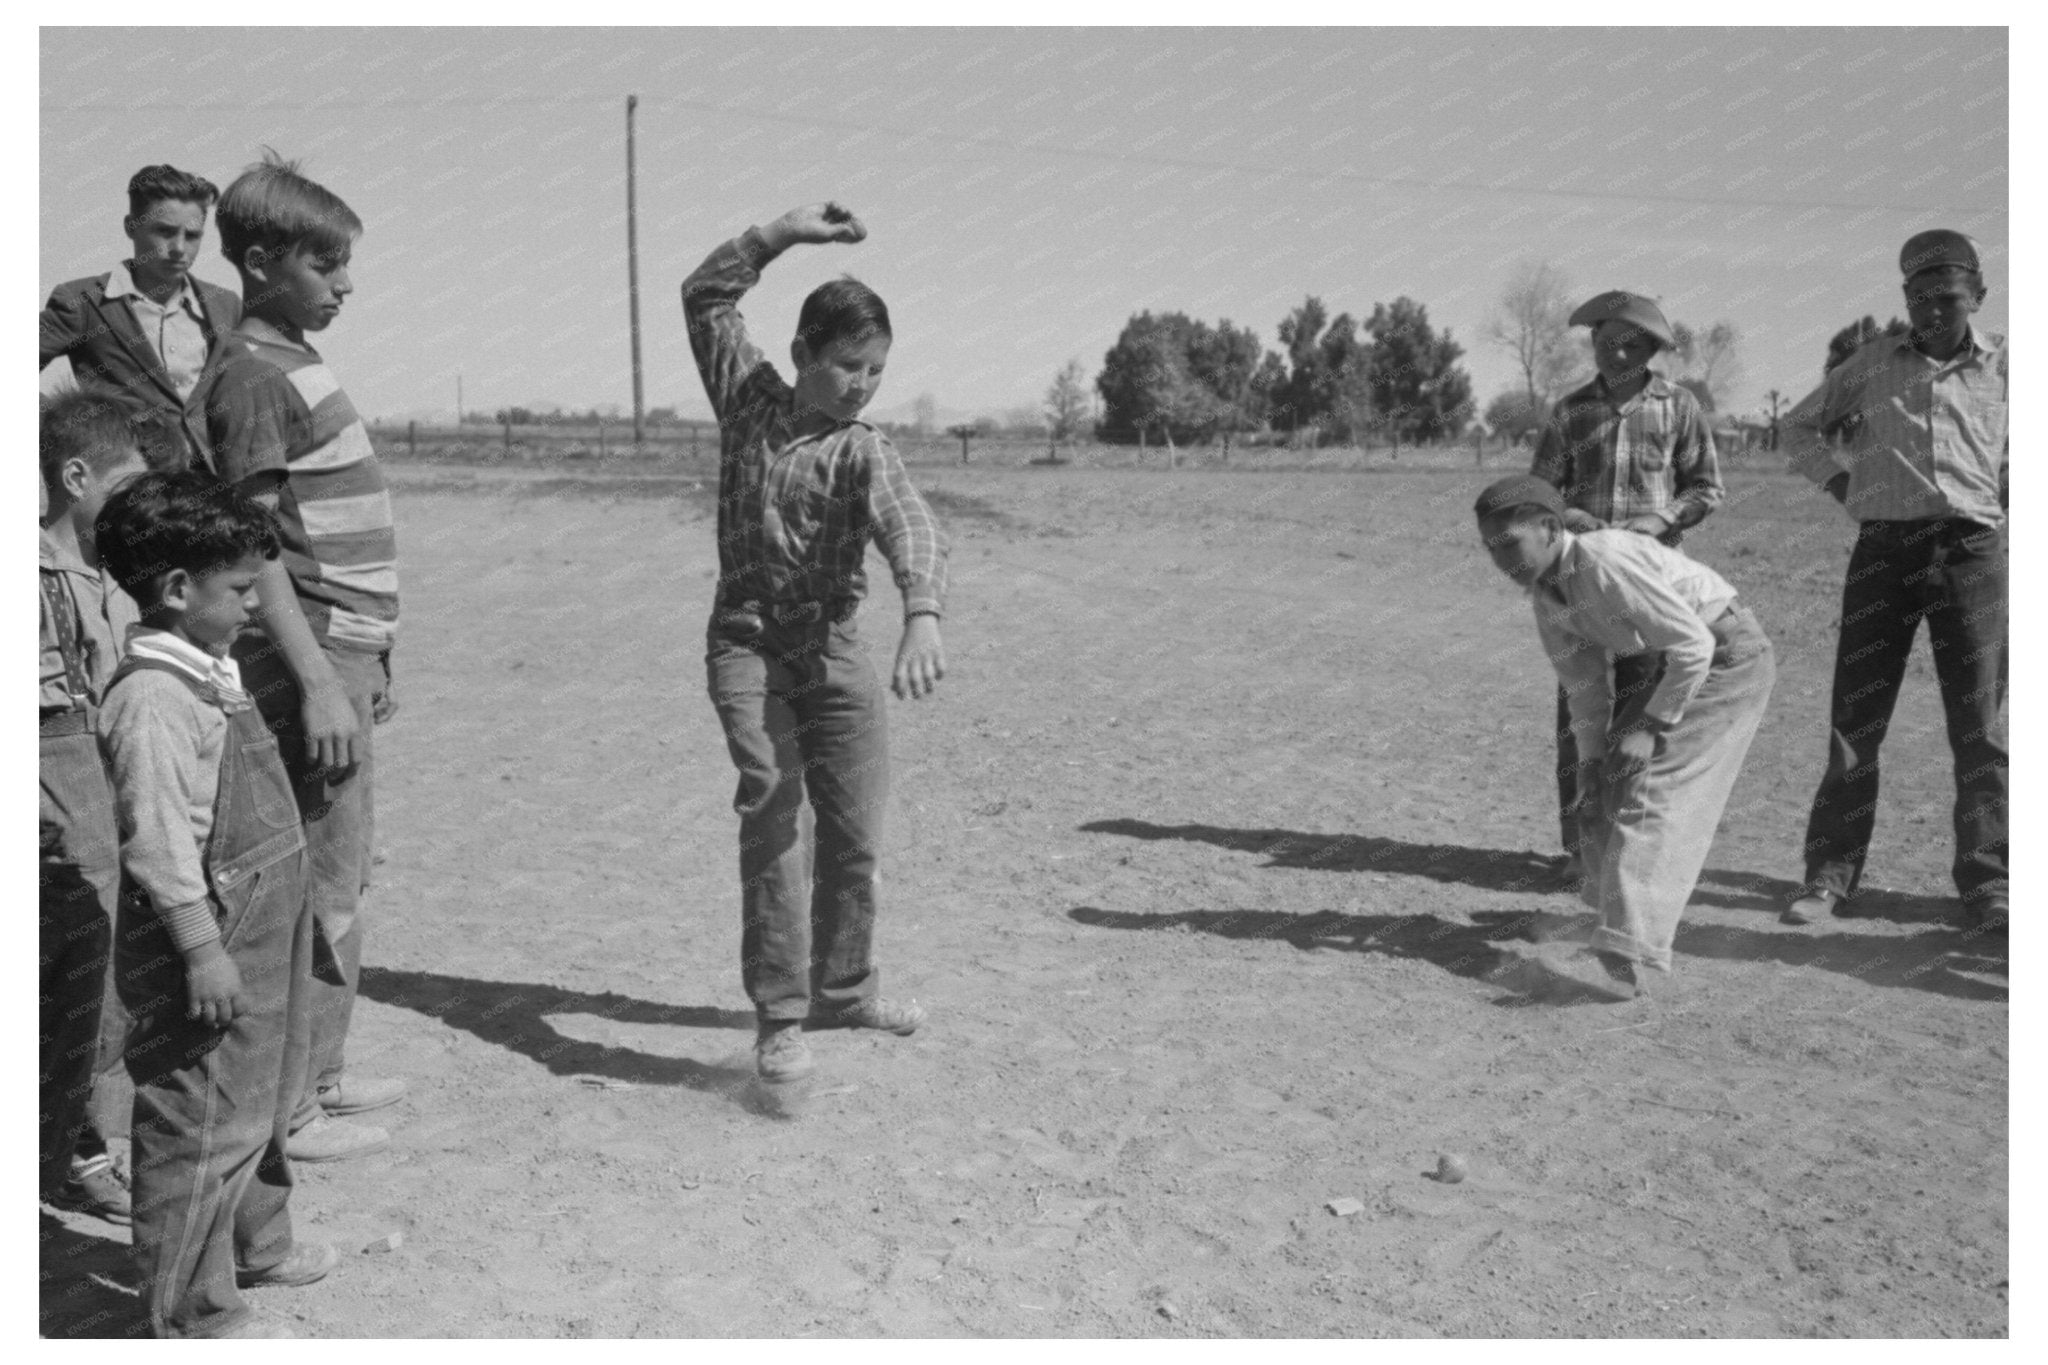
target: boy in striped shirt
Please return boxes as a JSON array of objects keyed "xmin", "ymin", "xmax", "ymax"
[{"xmin": 202, "ymin": 152, "xmax": 405, "ymax": 1163}]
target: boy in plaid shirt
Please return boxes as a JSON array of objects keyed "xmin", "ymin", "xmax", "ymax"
[
  {"xmin": 1531, "ymin": 291, "xmax": 1723, "ymax": 880},
  {"xmin": 681, "ymin": 201, "xmax": 950, "ymax": 1083}
]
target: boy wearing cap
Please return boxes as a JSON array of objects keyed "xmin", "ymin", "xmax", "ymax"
[
  {"xmin": 1475, "ymin": 474, "xmax": 1774, "ymax": 999},
  {"xmin": 1530, "ymin": 292, "xmax": 1724, "ymax": 881},
  {"xmin": 1782, "ymin": 230, "xmax": 2007, "ymax": 932}
]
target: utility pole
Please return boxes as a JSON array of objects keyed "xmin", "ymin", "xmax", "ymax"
[{"xmin": 626, "ymin": 94, "xmax": 646, "ymax": 446}]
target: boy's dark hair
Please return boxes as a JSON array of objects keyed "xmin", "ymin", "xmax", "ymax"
[
  {"xmin": 126, "ymin": 164, "xmax": 219, "ymax": 219},
  {"xmin": 40, "ymin": 386, "xmax": 152, "ymax": 492},
  {"xmin": 216, "ymin": 148, "xmax": 361, "ymax": 270},
  {"xmin": 797, "ymin": 276, "xmax": 891, "ymax": 354},
  {"xmin": 97, "ymin": 471, "xmax": 281, "ymax": 610}
]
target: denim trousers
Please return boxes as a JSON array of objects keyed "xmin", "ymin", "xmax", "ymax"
[
  {"xmin": 1554, "ymin": 653, "xmax": 1662, "ymax": 858},
  {"xmin": 233, "ymin": 637, "xmax": 383, "ymax": 1124},
  {"xmin": 1800, "ymin": 518, "xmax": 2007, "ymax": 904},
  {"xmin": 116, "ymin": 687, "xmax": 312, "ymax": 1338},
  {"xmin": 706, "ymin": 614, "xmax": 889, "ymax": 1023},
  {"xmin": 39, "ymin": 725, "xmax": 118, "ymax": 1199},
  {"xmin": 1578, "ymin": 608, "xmax": 1776, "ymax": 971}
]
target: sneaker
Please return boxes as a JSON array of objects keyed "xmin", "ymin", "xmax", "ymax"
[
  {"xmin": 755, "ymin": 1024, "xmax": 815, "ymax": 1082},
  {"xmin": 52, "ymin": 1155, "xmax": 132, "ymax": 1225},
  {"xmin": 1782, "ymin": 889, "xmax": 1841, "ymax": 926},
  {"xmin": 317, "ymin": 1074, "xmax": 408, "ymax": 1116},
  {"xmin": 808, "ymin": 997, "xmax": 927, "ymax": 1035},
  {"xmin": 1962, "ymin": 892, "xmax": 2009, "ymax": 934},
  {"xmin": 286, "ymin": 1115, "xmax": 390, "ymax": 1164},
  {"xmin": 236, "ymin": 1241, "xmax": 339, "ymax": 1289}
]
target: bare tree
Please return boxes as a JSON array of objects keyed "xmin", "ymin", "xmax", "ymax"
[
  {"xmin": 1667, "ymin": 320, "xmax": 1744, "ymax": 411},
  {"xmin": 1486, "ymin": 258, "xmax": 1578, "ymax": 406},
  {"xmin": 1043, "ymin": 359, "xmax": 1091, "ymax": 446}
]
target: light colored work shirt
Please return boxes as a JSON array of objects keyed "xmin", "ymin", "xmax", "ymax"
[
  {"xmin": 1532, "ymin": 530, "xmax": 1738, "ymax": 762},
  {"xmin": 103, "ymin": 260, "xmax": 211, "ymax": 401},
  {"xmin": 97, "ymin": 629, "xmax": 250, "ymax": 952},
  {"xmin": 1783, "ymin": 326, "xmax": 2007, "ymax": 527},
  {"xmin": 38, "ymin": 526, "xmax": 138, "ymax": 712}
]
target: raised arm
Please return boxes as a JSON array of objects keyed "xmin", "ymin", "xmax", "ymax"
[{"xmin": 681, "ymin": 203, "xmax": 869, "ymax": 421}]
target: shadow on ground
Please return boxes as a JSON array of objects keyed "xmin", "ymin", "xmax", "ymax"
[
  {"xmin": 359, "ymin": 966, "xmax": 755, "ymax": 1090},
  {"xmin": 1079, "ymin": 818, "xmax": 1560, "ymax": 892},
  {"xmin": 38, "ymin": 1212, "xmax": 145, "ymax": 1339},
  {"xmin": 1690, "ymin": 865, "xmax": 1958, "ymax": 925},
  {"xmin": 1067, "ymin": 901, "xmax": 2003, "ymax": 1003}
]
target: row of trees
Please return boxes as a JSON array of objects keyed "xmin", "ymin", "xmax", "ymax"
[{"xmin": 1088, "ymin": 296, "xmax": 1475, "ymax": 450}]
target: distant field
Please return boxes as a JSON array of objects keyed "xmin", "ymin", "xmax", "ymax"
[{"xmin": 369, "ymin": 423, "xmax": 1782, "ymax": 475}]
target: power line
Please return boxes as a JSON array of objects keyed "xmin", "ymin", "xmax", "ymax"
[{"xmin": 40, "ymin": 89, "xmax": 2007, "ymax": 218}]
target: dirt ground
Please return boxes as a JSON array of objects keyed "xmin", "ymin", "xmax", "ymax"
[{"xmin": 41, "ymin": 461, "xmax": 2007, "ymax": 1338}]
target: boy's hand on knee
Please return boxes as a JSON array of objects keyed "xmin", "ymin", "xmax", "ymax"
[
  {"xmin": 183, "ymin": 942, "xmax": 247, "ymax": 1027},
  {"xmin": 765, "ymin": 202, "xmax": 868, "ymax": 251},
  {"xmin": 892, "ymin": 615, "xmax": 946, "ymax": 700},
  {"xmin": 1604, "ymin": 728, "xmax": 1657, "ymax": 780}
]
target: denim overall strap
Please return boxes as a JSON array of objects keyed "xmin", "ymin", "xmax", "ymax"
[{"xmin": 102, "ymin": 657, "xmax": 307, "ymax": 893}]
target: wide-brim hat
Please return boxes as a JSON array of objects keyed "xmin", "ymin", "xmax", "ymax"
[
  {"xmin": 1899, "ymin": 228, "xmax": 1981, "ymax": 280},
  {"xmin": 1568, "ymin": 291, "xmax": 1676, "ymax": 350}
]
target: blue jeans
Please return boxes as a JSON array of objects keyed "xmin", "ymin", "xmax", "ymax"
[
  {"xmin": 116, "ymin": 688, "xmax": 312, "ymax": 1338},
  {"xmin": 233, "ymin": 638, "xmax": 383, "ymax": 1124},
  {"xmin": 706, "ymin": 614, "xmax": 889, "ymax": 1023},
  {"xmin": 39, "ymin": 723, "xmax": 118, "ymax": 1198},
  {"xmin": 1800, "ymin": 519, "xmax": 2007, "ymax": 904}
]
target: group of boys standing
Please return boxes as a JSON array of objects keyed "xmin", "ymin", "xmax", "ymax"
[
  {"xmin": 38, "ymin": 158, "xmax": 2006, "ymax": 1330},
  {"xmin": 1480, "ymin": 229, "xmax": 2007, "ymax": 1000},
  {"xmin": 40, "ymin": 158, "xmax": 405, "ymax": 1337}
]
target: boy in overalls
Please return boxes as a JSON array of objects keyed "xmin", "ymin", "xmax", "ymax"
[{"xmin": 97, "ymin": 471, "xmax": 339, "ymax": 1338}]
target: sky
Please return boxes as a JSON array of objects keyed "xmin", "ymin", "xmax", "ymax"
[{"xmin": 39, "ymin": 26, "xmax": 2008, "ymax": 427}]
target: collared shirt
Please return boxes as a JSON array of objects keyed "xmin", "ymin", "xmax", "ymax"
[
  {"xmin": 1531, "ymin": 374, "xmax": 1723, "ymax": 543},
  {"xmin": 1783, "ymin": 326, "xmax": 2007, "ymax": 527},
  {"xmin": 97, "ymin": 628, "xmax": 241, "ymax": 952},
  {"xmin": 681, "ymin": 229, "xmax": 949, "ymax": 616},
  {"xmin": 1532, "ymin": 530, "xmax": 1739, "ymax": 761},
  {"xmin": 208, "ymin": 319, "xmax": 400, "ymax": 653},
  {"xmin": 104, "ymin": 260, "xmax": 210, "ymax": 401},
  {"xmin": 39, "ymin": 526, "xmax": 139, "ymax": 712}
]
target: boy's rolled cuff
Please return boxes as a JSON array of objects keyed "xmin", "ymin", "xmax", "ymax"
[
  {"xmin": 156, "ymin": 895, "xmax": 223, "ymax": 955},
  {"xmin": 737, "ymin": 226, "xmax": 784, "ymax": 272}
]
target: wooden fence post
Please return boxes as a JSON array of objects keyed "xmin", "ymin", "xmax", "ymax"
[
  {"xmin": 598, "ymin": 418, "xmax": 607, "ymax": 458},
  {"xmin": 503, "ymin": 421, "xmax": 512, "ymax": 459},
  {"xmin": 407, "ymin": 420, "xmax": 416, "ymax": 458}
]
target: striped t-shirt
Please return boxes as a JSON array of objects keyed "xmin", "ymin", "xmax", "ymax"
[{"xmin": 205, "ymin": 322, "xmax": 399, "ymax": 653}]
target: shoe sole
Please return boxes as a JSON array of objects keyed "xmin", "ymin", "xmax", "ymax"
[
  {"xmin": 318, "ymin": 1094, "xmax": 406, "ymax": 1116},
  {"xmin": 236, "ymin": 1257, "xmax": 337, "ymax": 1289},
  {"xmin": 286, "ymin": 1136, "xmax": 391, "ymax": 1164}
]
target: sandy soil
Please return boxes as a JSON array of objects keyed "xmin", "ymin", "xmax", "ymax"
[{"xmin": 41, "ymin": 461, "xmax": 2007, "ymax": 1338}]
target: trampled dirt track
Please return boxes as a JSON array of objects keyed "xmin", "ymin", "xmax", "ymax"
[{"xmin": 42, "ymin": 460, "xmax": 2008, "ymax": 1338}]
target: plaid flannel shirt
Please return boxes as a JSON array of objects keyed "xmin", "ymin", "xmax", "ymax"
[
  {"xmin": 681, "ymin": 229, "xmax": 948, "ymax": 618},
  {"xmin": 1531, "ymin": 375, "xmax": 1723, "ymax": 544}
]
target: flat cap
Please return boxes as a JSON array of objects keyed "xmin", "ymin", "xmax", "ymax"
[
  {"xmin": 1899, "ymin": 228, "xmax": 1981, "ymax": 279},
  {"xmin": 1567, "ymin": 291, "xmax": 1676, "ymax": 350},
  {"xmin": 1474, "ymin": 474, "xmax": 1565, "ymax": 521}
]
